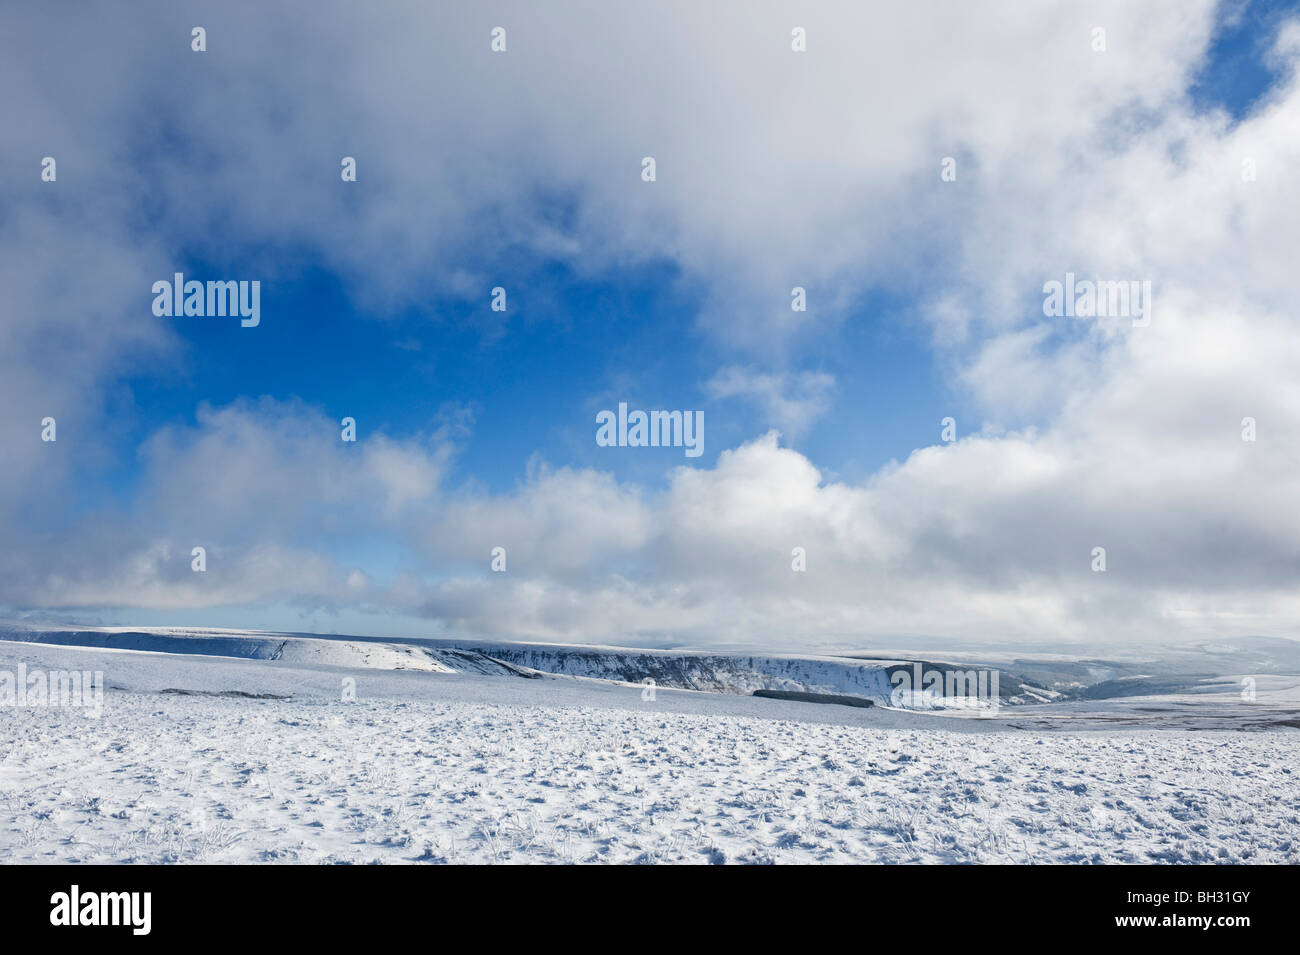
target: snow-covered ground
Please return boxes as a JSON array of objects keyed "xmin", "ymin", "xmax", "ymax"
[{"xmin": 1, "ymin": 636, "xmax": 1297, "ymax": 864}]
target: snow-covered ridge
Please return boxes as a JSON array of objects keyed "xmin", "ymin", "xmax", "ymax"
[
  {"xmin": 0, "ymin": 626, "xmax": 903, "ymax": 702},
  {"xmin": 0, "ymin": 628, "xmax": 542, "ymax": 679},
  {"xmin": 6, "ymin": 625, "xmax": 1291, "ymax": 708},
  {"xmin": 456, "ymin": 642, "xmax": 900, "ymax": 700}
]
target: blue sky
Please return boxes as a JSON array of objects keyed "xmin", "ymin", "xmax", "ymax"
[
  {"xmin": 108, "ymin": 0, "xmax": 1286, "ymax": 494},
  {"xmin": 115, "ymin": 228, "xmax": 952, "ymax": 498},
  {"xmin": 3, "ymin": 0, "xmax": 1300, "ymax": 649},
  {"xmin": 1190, "ymin": 0, "xmax": 1298, "ymax": 117}
]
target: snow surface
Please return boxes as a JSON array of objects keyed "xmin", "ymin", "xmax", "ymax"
[{"xmin": 1, "ymin": 637, "xmax": 1297, "ymax": 865}]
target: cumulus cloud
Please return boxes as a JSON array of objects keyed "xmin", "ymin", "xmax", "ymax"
[
  {"xmin": 2, "ymin": 2, "xmax": 1299, "ymax": 650},
  {"xmin": 0, "ymin": 398, "xmax": 457, "ymax": 611},
  {"xmin": 705, "ymin": 366, "xmax": 835, "ymax": 436}
]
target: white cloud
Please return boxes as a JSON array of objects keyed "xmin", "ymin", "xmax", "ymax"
[
  {"xmin": 3, "ymin": 2, "xmax": 1300, "ymax": 651},
  {"xmin": 705, "ymin": 366, "xmax": 835, "ymax": 436}
]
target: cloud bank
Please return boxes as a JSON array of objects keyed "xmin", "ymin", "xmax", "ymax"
[{"xmin": 3, "ymin": 2, "xmax": 1299, "ymax": 649}]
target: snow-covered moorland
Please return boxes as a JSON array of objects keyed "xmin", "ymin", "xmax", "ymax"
[{"xmin": 1, "ymin": 635, "xmax": 1297, "ymax": 865}]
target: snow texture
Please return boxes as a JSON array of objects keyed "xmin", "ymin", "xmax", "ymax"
[{"xmin": 1, "ymin": 635, "xmax": 1297, "ymax": 865}]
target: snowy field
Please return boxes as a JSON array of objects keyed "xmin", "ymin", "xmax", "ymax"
[{"xmin": 1, "ymin": 638, "xmax": 1298, "ymax": 865}]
